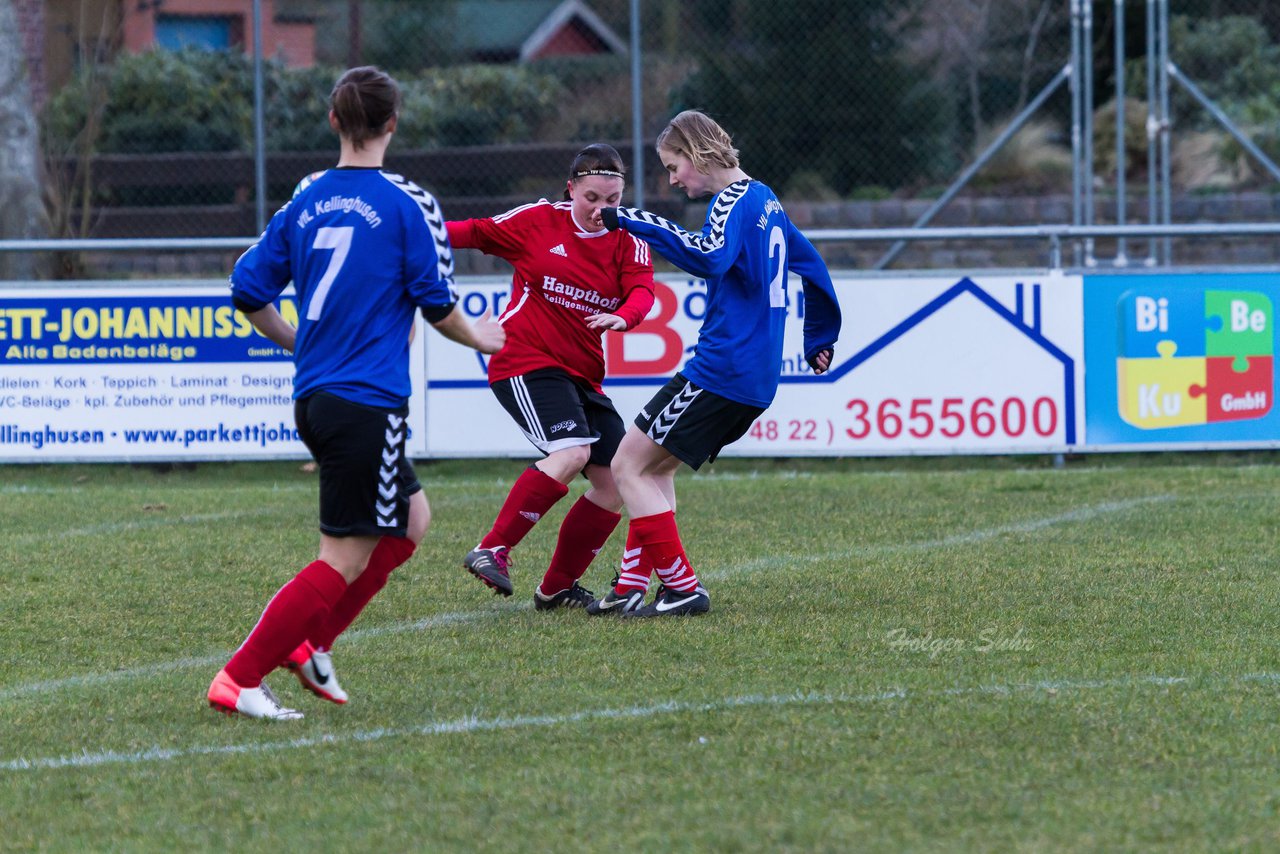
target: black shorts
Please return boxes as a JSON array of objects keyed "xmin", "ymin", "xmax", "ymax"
[
  {"xmin": 294, "ymin": 392, "xmax": 422, "ymax": 538},
  {"xmin": 635, "ymin": 372, "xmax": 764, "ymax": 470},
  {"xmin": 490, "ymin": 368, "xmax": 624, "ymax": 467}
]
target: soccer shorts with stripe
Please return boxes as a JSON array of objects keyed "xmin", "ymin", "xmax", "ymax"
[
  {"xmin": 634, "ymin": 372, "xmax": 763, "ymax": 470},
  {"xmin": 294, "ymin": 391, "xmax": 421, "ymax": 538},
  {"xmin": 490, "ymin": 368, "xmax": 625, "ymax": 466}
]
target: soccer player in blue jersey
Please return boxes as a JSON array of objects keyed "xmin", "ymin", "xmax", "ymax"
[
  {"xmin": 207, "ymin": 67, "xmax": 505, "ymax": 719},
  {"xmin": 588, "ymin": 109, "xmax": 841, "ymax": 617}
]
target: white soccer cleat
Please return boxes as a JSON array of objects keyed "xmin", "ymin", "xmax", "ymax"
[
  {"xmin": 284, "ymin": 641, "xmax": 349, "ymax": 704},
  {"xmin": 207, "ymin": 669, "xmax": 304, "ymax": 720}
]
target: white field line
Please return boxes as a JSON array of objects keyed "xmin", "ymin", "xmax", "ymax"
[
  {"xmin": 0, "ymin": 495, "xmax": 507, "ymax": 545},
  {"xmin": 0, "ymin": 496, "xmax": 1169, "ymax": 702},
  {"xmin": 0, "ymin": 474, "xmax": 524, "ymax": 500},
  {"xmin": 5, "ymin": 511, "xmax": 259, "ymax": 543},
  {"xmin": 706, "ymin": 494, "xmax": 1176, "ymax": 579},
  {"xmin": 0, "ymin": 603, "xmax": 530, "ymax": 702},
  {"xmin": 4, "ymin": 671, "xmax": 1270, "ymax": 772}
]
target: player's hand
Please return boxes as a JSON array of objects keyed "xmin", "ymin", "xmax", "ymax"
[
  {"xmin": 472, "ymin": 310, "xmax": 506, "ymax": 354},
  {"xmin": 808, "ymin": 347, "xmax": 832, "ymax": 375},
  {"xmin": 585, "ymin": 312, "xmax": 628, "ymax": 331}
]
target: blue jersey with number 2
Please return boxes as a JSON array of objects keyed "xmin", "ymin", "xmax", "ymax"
[
  {"xmin": 610, "ymin": 180, "xmax": 841, "ymax": 407},
  {"xmin": 231, "ymin": 167, "xmax": 458, "ymax": 407}
]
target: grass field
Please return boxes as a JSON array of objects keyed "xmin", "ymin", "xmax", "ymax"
[{"xmin": 2, "ymin": 453, "xmax": 1279, "ymax": 851}]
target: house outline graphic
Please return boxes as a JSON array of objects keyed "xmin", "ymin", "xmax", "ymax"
[
  {"xmin": 778, "ymin": 277, "xmax": 1078, "ymax": 445},
  {"xmin": 445, "ymin": 277, "xmax": 1079, "ymax": 446}
]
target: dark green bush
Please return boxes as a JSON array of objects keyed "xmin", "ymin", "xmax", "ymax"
[{"xmin": 42, "ymin": 49, "xmax": 564, "ymax": 155}]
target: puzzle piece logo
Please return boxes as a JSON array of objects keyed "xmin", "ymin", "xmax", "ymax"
[{"xmin": 1117, "ymin": 289, "xmax": 1272, "ymax": 429}]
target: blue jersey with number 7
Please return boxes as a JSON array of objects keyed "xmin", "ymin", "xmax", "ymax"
[
  {"xmin": 608, "ymin": 180, "xmax": 841, "ymax": 407},
  {"xmin": 230, "ymin": 167, "xmax": 459, "ymax": 407}
]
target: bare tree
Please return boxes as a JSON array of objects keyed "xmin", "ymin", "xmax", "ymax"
[
  {"xmin": 40, "ymin": 4, "xmax": 117, "ymax": 277},
  {"xmin": 0, "ymin": 0, "xmax": 46, "ymax": 278},
  {"xmin": 898, "ymin": 0, "xmax": 1065, "ymax": 142}
]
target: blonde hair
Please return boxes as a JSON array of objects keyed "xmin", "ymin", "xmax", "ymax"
[{"xmin": 656, "ymin": 110, "xmax": 740, "ymax": 173}]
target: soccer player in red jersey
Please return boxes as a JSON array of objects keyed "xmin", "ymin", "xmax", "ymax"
[{"xmin": 448, "ymin": 144, "xmax": 656, "ymax": 609}]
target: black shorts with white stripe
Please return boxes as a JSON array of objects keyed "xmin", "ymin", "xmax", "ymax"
[
  {"xmin": 294, "ymin": 392, "xmax": 421, "ymax": 538},
  {"xmin": 635, "ymin": 372, "xmax": 764, "ymax": 470},
  {"xmin": 490, "ymin": 368, "xmax": 625, "ymax": 467}
]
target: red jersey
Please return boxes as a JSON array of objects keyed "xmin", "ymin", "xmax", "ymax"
[{"xmin": 448, "ymin": 200, "xmax": 655, "ymax": 391}]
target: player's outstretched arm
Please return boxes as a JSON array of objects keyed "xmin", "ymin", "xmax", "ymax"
[
  {"xmin": 429, "ymin": 305, "xmax": 505, "ymax": 354},
  {"xmin": 584, "ymin": 312, "xmax": 628, "ymax": 331},
  {"xmin": 786, "ymin": 222, "xmax": 841, "ymax": 374},
  {"xmin": 243, "ymin": 304, "xmax": 297, "ymax": 353},
  {"xmin": 601, "ymin": 205, "xmax": 739, "ymax": 279}
]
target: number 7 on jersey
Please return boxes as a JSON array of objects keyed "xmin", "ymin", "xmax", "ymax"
[{"xmin": 306, "ymin": 226, "xmax": 354, "ymax": 320}]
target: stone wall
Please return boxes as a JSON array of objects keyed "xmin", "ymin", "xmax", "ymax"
[
  {"xmin": 60, "ymin": 191, "xmax": 1280, "ymax": 279},
  {"xmin": 780, "ymin": 192, "xmax": 1280, "ymax": 271}
]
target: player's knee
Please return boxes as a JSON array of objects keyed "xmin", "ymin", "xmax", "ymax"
[
  {"xmin": 564, "ymin": 443, "xmax": 592, "ymax": 473},
  {"xmin": 406, "ymin": 494, "xmax": 431, "ymax": 544},
  {"xmin": 610, "ymin": 452, "xmax": 640, "ymax": 486},
  {"xmin": 545, "ymin": 444, "xmax": 591, "ymax": 480},
  {"xmin": 584, "ymin": 477, "xmax": 623, "ymax": 513}
]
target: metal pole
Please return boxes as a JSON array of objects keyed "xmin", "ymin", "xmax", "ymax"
[
  {"xmin": 1114, "ymin": 0, "xmax": 1128, "ymax": 266},
  {"xmin": 348, "ymin": 0, "xmax": 362, "ymax": 68},
  {"xmin": 1170, "ymin": 63, "xmax": 1280, "ymax": 184},
  {"xmin": 873, "ymin": 68, "xmax": 1069, "ymax": 269},
  {"xmin": 1083, "ymin": 0, "xmax": 1096, "ymax": 266},
  {"xmin": 252, "ymin": 0, "xmax": 266, "ymax": 234},
  {"xmin": 1158, "ymin": 0, "xmax": 1172, "ymax": 264},
  {"xmin": 1070, "ymin": 0, "xmax": 1083, "ymax": 266},
  {"xmin": 630, "ymin": 0, "xmax": 645, "ymax": 209},
  {"xmin": 1145, "ymin": 0, "xmax": 1158, "ymax": 265}
]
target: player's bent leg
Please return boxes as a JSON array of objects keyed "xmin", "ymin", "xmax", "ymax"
[
  {"xmin": 208, "ymin": 669, "xmax": 304, "ymax": 720},
  {"xmin": 284, "ymin": 640, "xmax": 348, "ymax": 704},
  {"xmin": 464, "ymin": 544, "xmax": 515, "ymax": 596},
  {"xmin": 539, "ymin": 476, "xmax": 621, "ymax": 607},
  {"xmin": 585, "ymin": 580, "xmax": 646, "ymax": 615},
  {"xmin": 534, "ymin": 581, "xmax": 596, "ymax": 610},
  {"xmin": 625, "ymin": 583, "xmax": 710, "ymax": 618},
  {"xmin": 466, "ymin": 460, "xmax": 575, "ymax": 596},
  {"xmin": 611, "ymin": 427, "xmax": 678, "ymax": 518}
]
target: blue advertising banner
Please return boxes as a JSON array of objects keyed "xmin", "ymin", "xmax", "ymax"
[
  {"xmin": 1083, "ymin": 272, "xmax": 1279, "ymax": 447},
  {"xmin": 0, "ymin": 286, "xmax": 429, "ymax": 461},
  {"xmin": 0, "ymin": 294, "xmax": 293, "ymax": 364}
]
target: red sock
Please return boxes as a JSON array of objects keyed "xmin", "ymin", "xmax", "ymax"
[
  {"xmin": 613, "ymin": 520, "xmax": 654, "ymax": 595},
  {"xmin": 479, "ymin": 466, "xmax": 569, "ymax": 550},
  {"xmin": 310, "ymin": 536, "xmax": 415, "ymax": 651},
  {"xmin": 225, "ymin": 560, "xmax": 347, "ymax": 687},
  {"xmin": 632, "ymin": 511, "xmax": 699, "ymax": 593},
  {"xmin": 540, "ymin": 496, "xmax": 621, "ymax": 595}
]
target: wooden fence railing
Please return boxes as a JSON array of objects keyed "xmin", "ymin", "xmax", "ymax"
[{"xmin": 51, "ymin": 141, "xmax": 680, "ymax": 238}]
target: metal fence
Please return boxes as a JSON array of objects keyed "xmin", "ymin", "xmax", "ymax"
[{"xmin": 11, "ymin": 0, "xmax": 1280, "ymax": 277}]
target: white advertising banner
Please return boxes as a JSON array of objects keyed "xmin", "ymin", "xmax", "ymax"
[
  {"xmin": 0, "ymin": 275, "xmax": 1081, "ymax": 461},
  {"xmin": 0, "ymin": 286, "xmax": 429, "ymax": 461},
  {"xmin": 428, "ymin": 272, "xmax": 1085, "ymax": 457}
]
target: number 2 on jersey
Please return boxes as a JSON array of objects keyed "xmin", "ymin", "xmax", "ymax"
[
  {"xmin": 768, "ymin": 225, "xmax": 788, "ymax": 308},
  {"xmin": 307, "ymin": 226, "xmax": 353, "ymax": 320}
]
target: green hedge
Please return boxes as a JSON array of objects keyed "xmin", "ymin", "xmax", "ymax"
[{"xmin": 42, "ymin": 48, "xmax": 566, "ymax": 155}]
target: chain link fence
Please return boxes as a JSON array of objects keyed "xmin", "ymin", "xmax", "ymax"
[{"xmin": 20, "ymin": 0, "xmax": 1280, "ymax": 276}]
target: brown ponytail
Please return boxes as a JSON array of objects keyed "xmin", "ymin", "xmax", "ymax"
[{"xmin": 329, "ymin": 66, "xmax": 401, "ymax": 150}]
